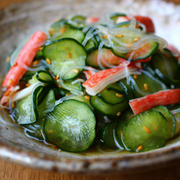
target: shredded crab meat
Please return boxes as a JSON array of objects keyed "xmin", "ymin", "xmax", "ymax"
[{"xmin": 83, "ymin": 65, "xmax": 140, "ymax": 96}]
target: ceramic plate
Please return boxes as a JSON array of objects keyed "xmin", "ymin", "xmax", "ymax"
[{"xmin": 0, "ymin": 0, "xmax": 180, "ymax": 173}]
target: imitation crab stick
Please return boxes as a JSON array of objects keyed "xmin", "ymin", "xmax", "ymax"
[
  {"xmin": 134, "ymin": 15, "xmax": 155, "ymax": 33},
  {"xmin": 87, "ymin": 48, "xmax": 129, "ymax": 68},
  {"xmin": 83, "ymin": 65, "xmax": 139, "ymax": 96},
  {"xmin": 86, "ymin": 17, "xmax": 100, "ymax": 24},
  {"xmin": 2, "ymin": 31, "xmax": 48, "ymax": 89},
  {"xmin": 129, "ymin": 89, "xmax": 180, "ymax": 115},
  {"xmin": 117, "ymin": 15, "xmax": 155, "ymax": 33}
]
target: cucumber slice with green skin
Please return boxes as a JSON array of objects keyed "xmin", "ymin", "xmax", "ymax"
[
  {"xmin": 36, "ymin": 70, "xmax": 54, "ymax": 84},
  {"xmin": 68, "ymin": 15, "xmax": 86, "ymax": 29},
  {"xmin": 131, "ymin": 70, "xmax": 167, "ymax": 98},
  {"xmin": 117, "ymin": 110, "xmax": 168, "ymax": 152},
  {"xmin": 53, "ymin": 87, "xmax": 69, "ymax": 99},
  {"xmin": 53, "ymin": 29, "xmax": 85, "ymax": 43},
  {"xmin": 65, "ymin": 95, "xmax": 93, "ymax": 110},
  {"xmin": 108, "ymin": 29, "xmax": 159, "ymax": 60},
  {"xmin": 115, "ymin": 110, "xmax": 134, "ymax": 148},
  {"xmin": 118, "ymin": 78, "xmax": 135, "ymax": 99},
  {"xmin": 102, "ymin": 122, "xmax": 123, "ymax": 149},
  {"xmin": 59, "ymin": 79, "xmax": 83, "ymax": 95},
  {"xmin": 86, "ymin": 48, "xmax": 121, "ymax": 68},
  {"xmin": 109, "ymin": 12, "xmax": 127, "ymax": 24},
  {"xmin": 152, "ymin": 106, "xmax": 176, "ymax": 139},
  {"xmin": 35, "ymin": 49, "xmax": 44, "ymax": 59},
  {"xmin": 85, "ymin": 37, "xmax": 98, "ymax": 53},
  {"xmin": 49, "ymin": 18, "xmax": 70, "ymax": 37},
  {"xmin": 90, "ymin": 96, "xmax": 128, "ymax": 116},
  {"xmin": 13, "ymin": 85, "xmax": 44, "ymax": 125},
  {"xmin": 98, "ymin": 88, "xmax": 126, "ymax": 105},
  {"xmin": 44, "ymin": 100, "xmax": 96, "ymax": 152},
  {"xmin": 114, "ymin": 21, "xmax": 143, "ymax": 31},
  {"xmin": 43, "ymin": 38, "xmax": 86, "ymax": 80},
  {"xmin": 173, "ymin": 111, "xmax": 180, "ymax": 136},
  {"xmin": 24, "ymin": 89, "xmax": 55, "ymax": 140},
  {"xmin": 151, "ymin": 49, "xmax": 180, "ymax": 87}
]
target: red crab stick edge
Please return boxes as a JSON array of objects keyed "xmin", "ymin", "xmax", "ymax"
[
  {"xmin": 129, "ymin": 89, "xmax": 180, "ymax": 115},
  {"xmin": 2, "ymin": 31, "xmax": 48, "ymax": 89}
]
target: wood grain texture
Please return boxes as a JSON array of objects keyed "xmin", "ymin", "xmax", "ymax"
[{"xmin": 0, "ymin": 158, "xmax": 180, "ymax": 180}]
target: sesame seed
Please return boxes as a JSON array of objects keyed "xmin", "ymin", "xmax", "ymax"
[
  {"xmin": 144, "ymin": 126, "xmax": 151, "ymax": 134},
  {"xmin": 12, "ymin": 101, "xmax": 15, "ymax": 108},
  {"xmin": 133, "ymin": 74, "xmax": 138, "ymax": 79},
  {"xmin": 39, "ymin": 47, "xmax": 43, "ymax": 51},
  {"xmin": 59, "ymin": 27, "xmax": 66, "ymax": 33},
  {"xmin": 48, "ymin": 28, "xmax": 54, "ymax": 36},
  {"xmin": 46, "ymin": 58, "xmax": 52, "ymax": 64},
  {"xmin": 48, "ymin": 130, "xmax": 54, "ymax": 134},
  {"xmin": 116, "ymin": 112, "xmax": 121, "ymax": 116},
  {"xmin": 144, "ymin": 83, "xmax": 149, "ymax": 91},
  {"xmin": 85, "ymin": 95, "xmax": 90, "ymax": 100},
  {"xmin": 68, "ymin": 52, "xmax": 72, "ymax": 59},
  {"xmin": 116, "ymin": 93, "xmax": 123, "ymax": 98},
  {"xmin": 54, "ymin": 75, "xmax": 59, "ymax": 80},
  {"xmin": 134, "ymin": 37, "xmax": 140, "ymax": 42},
  {"xmin": 25, "ymin": 83, "xmax": 30, "ymax": 87},
  {"xmin": 137, "ymin": 145, "xmax": 143, "ymax": 152},
  {"xmin": 9, "ymin": 79, "xmax": 14, "ymax": 85},
  {"xmin": 114, "ymin": 34, "xmax": 124, "ymax": 38},
  {"xmin": 32, "ymin": 60, "xmax": 40, "ymax": 65},
  {"xmin": 6, "ymin": 56, "xmax": 10, "ymax": 63}
]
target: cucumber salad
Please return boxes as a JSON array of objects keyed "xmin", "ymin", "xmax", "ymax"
[{"xmin": 1, "ymin": 13, "xmax": 180, "ymax": 153}]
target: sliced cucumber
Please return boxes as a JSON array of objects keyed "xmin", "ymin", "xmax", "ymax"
[
  {"xmin": 44, "ymin": 100, "xmax": 96, "ymax": 152},
  {"xmin": 53, "ymin": 87, "xmax": 69, "ymax": 99},
  {"xmin": 114, "ymin": 21, "xmax": 143, "ymax": 31},
  {"xmin": 53, "ymin": 28, "xmax": 85, "ymax": 43},
  {"xmin": 102, "ymin": 122, "xmax": 123, "ymax": 149},
  {"xmin": 152, "ymin": 106, "xmax": 176, "ymax": 139},
  {"xmin": 109, "ymin": 12, "xmax": 127, "ymax": 24},
  {"xmin": 117, "ymin": 110, "xmax": 168, "ymax": 152},
  {"xmin": 99, "ymin": 88, "xmax": 125, "ymax": 105},
  {"xmin": 116, "ymin": 110, "xmax": 134, "ymax": 148},
  {"xmin": 49, "ymin": 18, "xmax": 69, "ymax": 38},
  {"xmin": 68, "ymin": 15, "xmax": 86, "ymax": 29},
  {"xmin": 59, "ymin": 79, "xmax": 83, "ymax": 95},
  {"xmin": 36, "ymin": 70, "xmax": 54, "ymax": 84},
  {"xmin": 24, "ymin": 89, "xmax": 55, "ymax": 140},
  {"xmin": 85, "ymin": 37, "xmax": 98, "ymax": 53},
  {"xmin": 90, "ymin": 96, "xmax": 128, "ymax": 116},
  {"xmin": 151, "ymin": 49, "xmax": 180, "ymax": 87},
  {"xmin": 173, "ymin": 111, "xmax": 180, "ymax": 136},
  {"xmin": 43, "ymin": 38, "xmax": 86, "ymax": 80},
  {"xmin": 118, "ymin": 78, "xmax": 135, "ymax": 99},
  {"xmin": 20, "ymin": 71, "xmax": 35, "ymax": 82},
  {"xmin": 107, "ymin": 28, "xmax": 159, "ymax": 60},
  {"xmin": 66, "ymin": 95, "xmax": 93, "ymax": 109},
  {"xmin": 13, "ymin": 85, "xmax": 44, "ymax": 125},
  {"xmin": 131, "ymin": 70, "xmax": 167, "ymax": 98},
  {"xmin": 87, "ymin": 48, "xmax": 120, "ymax": 68}
]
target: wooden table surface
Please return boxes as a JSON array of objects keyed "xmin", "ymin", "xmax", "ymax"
[
  {"xmin": 0, "ymin": 0, "xmax": 180, "ymax": 179},
  {"xmin": 0, "ymin": 157, "xmax": 179, "ymax": 180}
]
